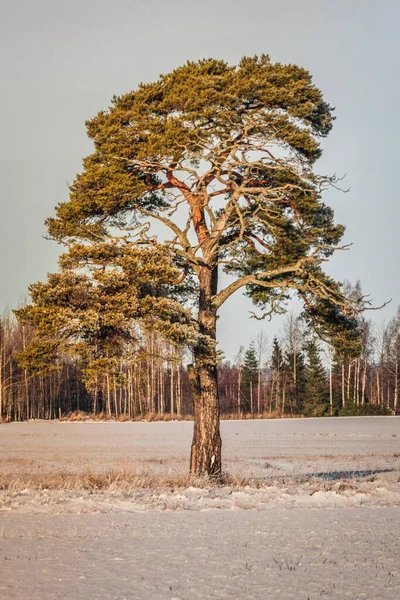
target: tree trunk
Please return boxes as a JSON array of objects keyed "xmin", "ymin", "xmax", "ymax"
[
  {"xmin": 170, "ymin": 363, "xmax": 174, "ymax": 420},
  {"xmin": 361, "ymin": 360, "xmax": 367, "ymax": 406},
  {"xmin": 376, "ymin": 370, "xmax": 380, "ymax": 405},
  {"xmin": 355, "ymin": 359, "xmax": 360, "ymax": 407},
  {"xmin": 347, "ymin": 362, "xmax": 351, "ymax": 402},
  {"xmin": 237, "ymin": 366, "xmax": 241, "ymax": 417},
  {"xmin": 341, "ymin": 363, "xmax": 345, "ymax": 408},
  {"xmin": 0, "ymin": 328, "xmax": 3, "ymax": 421},
  {"xmin": 177, "ymin": 364, "xmax": 182, "ymax": 418},
  {"xmin": 189, "ymin": 264, "xmax": 222, "ymax": 478},
  {"xmin": 329, "ymin": 345, "xmax": 333, "ymax": 416},
  {"xmin": 395, "ymin": 338, "xmax": 399, "ymax": 411}
]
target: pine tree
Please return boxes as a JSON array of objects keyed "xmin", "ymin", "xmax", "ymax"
[
  {"xmin": 16, "ymin": 56, "xmax": 363, "ymax": 476},
  {"xmin": 303, "ymin": 337, "xmax": 327, "ymax": 417}
]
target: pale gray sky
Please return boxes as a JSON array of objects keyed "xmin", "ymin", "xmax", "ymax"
[{"xmin": 0, "ymin": 0, "xmax": 399, "ymax": 359}]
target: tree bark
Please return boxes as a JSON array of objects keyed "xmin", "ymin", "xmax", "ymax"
[{"xmin": 189, "ymin": 264, "xmax": 222, "ymax": 478}]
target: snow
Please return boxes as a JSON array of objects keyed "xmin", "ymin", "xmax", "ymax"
[
  {"xmin": 1, "ymin": 508, "xmax": 399, "ymax": 599},
  {"xmin": 0, "ymin": 417, "xmax": 399, "ymax": 598}
]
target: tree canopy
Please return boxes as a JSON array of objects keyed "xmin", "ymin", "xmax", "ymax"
[{"xmin": 45, "ymin": 55, "xmax": 348, "ymax": 318}]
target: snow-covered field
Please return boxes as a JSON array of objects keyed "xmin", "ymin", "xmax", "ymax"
[{"xmin": 1, "ymin": 417, "xmax": 399, "ymax": 598}]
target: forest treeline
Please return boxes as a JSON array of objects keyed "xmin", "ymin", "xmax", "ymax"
[{"xmin": 1, "ymin": 302, "xmax": 397, "ymax": 422}]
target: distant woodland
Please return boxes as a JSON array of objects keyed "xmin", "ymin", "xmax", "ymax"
[{"xmin": 1, "ymin": 303, "xmax": 396, "ymax": 422}]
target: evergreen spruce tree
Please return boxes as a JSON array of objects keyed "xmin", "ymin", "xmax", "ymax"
[
  {"xmin": 271, "ymin": 337, "xmax": 284, "ymax": 373},
  {"xmin": 16, "ymin": 56, "xmax": 363, "ymax": 476},
  {"xmin": 303, "ymin": 337, "xmax": 328, "ymax": 417},
  {"xmin": 243, "ymin": 342, "xmax": 259, "ymax": 413},
  {"xmin": 271, "ymin": 337, "xmax": 285, "ymax": 412}
]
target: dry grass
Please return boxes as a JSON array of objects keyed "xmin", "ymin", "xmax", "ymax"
[
  {"xmin": 58, "ymin": 410, "xmax": 300, "ymax": 423},
  {"xmin": 222, "ymin": 411, "xmax": 301, "ymax": 420},
  {"xmin": 3, "ymin": 411, "xmax": 301, "ymax": 424},
  {"xmin": 0, "ymin": 469, "xmax": 254, "ymax": 493},
  {"xmin": 0, "ymin": 469, "xmax": 381, "ymax": 500},
  {"xmin": 60, "ymin": 411, "xmax": 192, "ymax": 423}
]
